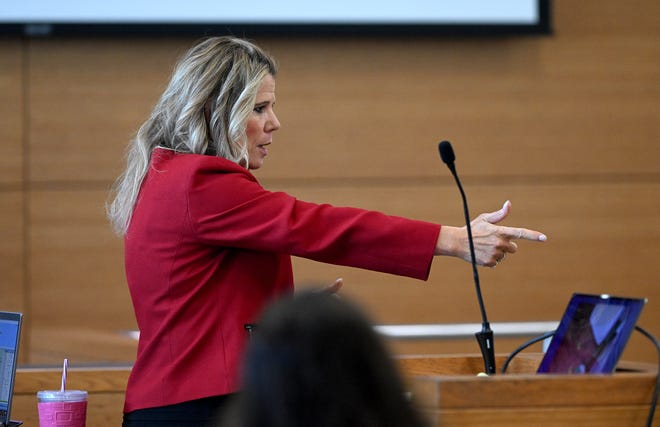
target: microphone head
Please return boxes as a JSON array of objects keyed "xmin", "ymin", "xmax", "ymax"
[{"xmin": 438, "ymin": 140, "xmax": 455, "ymax": 166}]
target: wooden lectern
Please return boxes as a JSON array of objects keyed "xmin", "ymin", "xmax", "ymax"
[
  {"xmin": 397, "ymin": 354, "xmax": 658, "ymax": 427},
  {"xmin": 10, "ymin": 354, "xmax": 658, "ymax": 426}
]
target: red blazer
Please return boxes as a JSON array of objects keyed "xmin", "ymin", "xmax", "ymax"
[{"xmin": 123, "ymin": 147, "xmax": 441, "ymax": 412}]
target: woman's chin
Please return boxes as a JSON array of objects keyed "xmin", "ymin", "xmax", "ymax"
[{"xmin": 248, "ymin": 160, "xmax": 264, "ymax": 170}]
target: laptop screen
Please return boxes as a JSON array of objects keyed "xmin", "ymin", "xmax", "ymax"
[
  {"xmin": 0, "ymin": 312, "xmax": 22, "ymax": 426},
  {"xmin": 537, "ymin": 293, "xmax": 646, "ymax": 374}
]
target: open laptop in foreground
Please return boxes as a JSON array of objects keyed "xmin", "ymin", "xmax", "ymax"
[
  {"xmin": 537, "ymin": 293, "xmax": 646, "ymax": 374},
  {"xmin": 0, "ymin": 312, "xmax": 23, "ymax": 427}
]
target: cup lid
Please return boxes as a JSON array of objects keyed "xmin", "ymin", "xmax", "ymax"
[{"xmin": 37, "ymin": 390, "xmax": 88, "ymax": 402}]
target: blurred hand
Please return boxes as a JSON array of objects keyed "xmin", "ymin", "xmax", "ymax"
[{"xmin": 319, "ymin": 278, "xmax": 343, "ymax": 295}]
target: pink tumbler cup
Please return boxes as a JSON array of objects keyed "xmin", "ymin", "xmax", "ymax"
[{"xmin": 37, "ymin": 390, "xmax": 87, "ymax": 427}]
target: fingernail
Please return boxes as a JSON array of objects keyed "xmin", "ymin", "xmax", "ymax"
[{"xmin": 539, "ymin": 234, "xmax": 547, "ymax": 242}]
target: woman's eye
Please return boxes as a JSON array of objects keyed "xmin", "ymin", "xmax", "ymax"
[{"xmin": 254, "ymin": 105, "xmax": 265, "ymax": 113}]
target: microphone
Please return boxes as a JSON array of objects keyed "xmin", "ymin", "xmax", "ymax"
[{"xmin": 438, "ymin": 140, "xmax": 496, "ymax": 375}]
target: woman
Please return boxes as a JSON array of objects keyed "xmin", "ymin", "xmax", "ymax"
[
  {"xmin": 107, "ymin": 36, "xmax": 546, "ymax": 426},
  {"xmin": 220, "ymin": 291, "xmax": 431, "ymax": 427}
]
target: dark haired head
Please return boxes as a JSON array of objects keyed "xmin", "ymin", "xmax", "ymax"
[{"xmin": 225, "ymin": 291, "xmax": 428, "ymax": 427}]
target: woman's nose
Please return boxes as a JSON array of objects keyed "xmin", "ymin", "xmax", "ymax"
[{"xmin": 267, "ymin": 111, "xmax": 281, "ymax": 132}]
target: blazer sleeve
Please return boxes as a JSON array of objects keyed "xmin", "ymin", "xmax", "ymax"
[{"xmin": 186, "ymin": 161, "xmax": 441, "ymax": 280}]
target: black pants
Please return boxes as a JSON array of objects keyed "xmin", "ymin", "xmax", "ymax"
[{"xmin": 122, "ymin": 394, "xmax": 236, "ymax": 427}]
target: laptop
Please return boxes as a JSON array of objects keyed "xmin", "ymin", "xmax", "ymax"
[
  {"xmin": 537, "ymin": 293, "xmax": 646, "ymax": 374},
  {"xmin": 0, "ymin": 312, "xmax": 23, "ymax": 427}
]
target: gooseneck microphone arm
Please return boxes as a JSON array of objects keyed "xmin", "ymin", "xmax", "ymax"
[{"xmin": 438, "ymin": 140, "xmax": 496, "ymax": 374}]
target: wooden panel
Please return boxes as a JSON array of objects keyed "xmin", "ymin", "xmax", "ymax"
[
  {"xmin": 399, "ymin": 355, "xmax": 659, "ymax": 427},
  {"xmin": 28, "ymin": 38, "xmax": 194, "ymax": 182},
  {"xmin": 554, "ymin": 0, "xmax": 660, "ymax": 36},
  {"xmin": 29, "ymin": 189, "xmax": 136, "ymax": 363},
  {"xmin": 14, "ymin": 367, "xmax": 130, "ymax": 394},
  {"xmin": 0, "ymin": 39, "xmax": 28, "ymax": 363},
  {"xmin": 28, "ymin": 327, "xmax": 137, "ymax": 366},
  {"xmin": 256, "ymin": 6, "xmax": 660, "ymax": 179},
  {"xmin": 397, "ymin": 354, "xmax": 541, "ymax": 377},
  {"xmin": 430, "ymin": 406, "xmax": 656, "ymax": 427},
  {"xmin": 24, "ymin": 1, "xmax": 660, "ymax": 184},
  {"xmin": 426, "ymin": 374, "xmax": 655, "ymax": 409},
  {"xmin": 0, "ymin": 192, "xmax": 25, "ymax": 311},
  {"xmin": 0, "ymin": 39, "xmax": 23, "ymax": 184}
]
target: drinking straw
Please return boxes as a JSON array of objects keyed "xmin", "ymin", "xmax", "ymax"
[{"xmin": 60, "ymin": 358, "xmax": 68, "ymax": 392}]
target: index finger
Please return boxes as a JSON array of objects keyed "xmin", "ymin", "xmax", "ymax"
[
  {"xmin": 499, "ymin": 226, "xmax": 547, "ymax": 242},
  {"xmin": 324, "ymin": 278, "xmax": 344, "ymax": 295}
]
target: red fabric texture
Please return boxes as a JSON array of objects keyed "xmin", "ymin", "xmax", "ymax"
[{"xmin": 123, "ymin": 147, "xmax": 440, "ymax": 412}]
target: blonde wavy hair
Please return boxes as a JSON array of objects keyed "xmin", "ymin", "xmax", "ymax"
[{"xmin": 107, "ymin": 36, "xmax": 278, "ymax": 235}]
